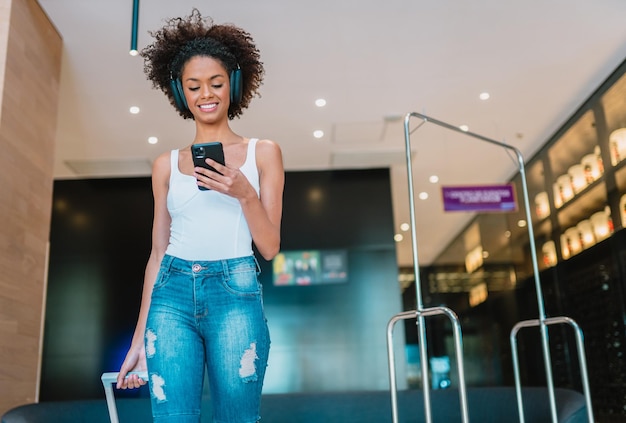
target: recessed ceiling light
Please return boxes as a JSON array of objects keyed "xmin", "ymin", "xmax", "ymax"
[
  {"xmin": 394, "ymin": 234, "xmax": 404, "ymax": 242},
  {"xmin": 479, "ymin": 92, "xmax": 490, "ymax": 100},
  {"xmin": 313, "ymin": 130, "xmax": 324, "ymax": 138},
  {"xmin": 315, "ymin": 98, "xmax": 327, "ymax": 107},
  {"xmin": 400, "ymin": 223, "xmax": 410, "ymax": 232},
  {"xmin": 459, "ymin": 125, "xmax": 469, "ymax": 132},
  {"xmin": 517, "ymin": 219, "xmax": 527, "ymax": 228},
  {"xmin": 148, "ymin": 136, "xmax": 158, "ymax": 144},
  {"xmin": 129, "ymin": 106, "xmax": 140, "ymax": 114},
  {"xmin": 418, "ymin": 192, "xmax": 429, "ymax": 200},
  {"xmin": 429, "ymin": 175, "xmax": 439, "ymax": 183}
]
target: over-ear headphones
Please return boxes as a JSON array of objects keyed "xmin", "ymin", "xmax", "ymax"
[
  {"xmin": 170, "ymin": 67, "xmax": 243, "ymax": 112},
  {"xmin": 170, "ymin": 77, "xmax": 188, "ymax": 112},
  {"xmin": 230, "ymin": 66, "xmax": 243, "ymax": 105}
]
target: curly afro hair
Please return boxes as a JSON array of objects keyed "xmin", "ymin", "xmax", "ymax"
[{"xmin": 141, "ymin": 8, "xmax": 264, "ymax": 120}]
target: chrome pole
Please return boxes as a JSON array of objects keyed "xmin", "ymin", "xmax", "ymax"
[
  {"xmin": 402, "ymin": 114, "xmax": 436, "ymax": 422},
  {"xmin": 387, "ymin": 311, "xmax": 417, "ymax": 423},
  {"xmin": 386, "ymin": 113, "xmax": 470, "ymax": 423}
]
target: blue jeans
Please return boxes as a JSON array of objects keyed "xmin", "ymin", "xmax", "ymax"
[{"xmin": 145, "ymin": 254, "xmax": 270, "ymax": 423}]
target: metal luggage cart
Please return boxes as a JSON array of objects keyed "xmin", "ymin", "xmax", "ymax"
[{"xmin": 387, "ymin": 112, "xmax": 594, "ymax": 423}]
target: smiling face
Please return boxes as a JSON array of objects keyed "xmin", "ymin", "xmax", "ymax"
[{"xmin": 180, "ymin": 55, "xmax": 231, "ymax": 123}]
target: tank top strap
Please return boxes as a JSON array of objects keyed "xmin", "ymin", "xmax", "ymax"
[
  {"xmin": 247, "ymin": 138, "xmax": 258, "ymax": 164},
  {"xmin": 169, "ymin": 149, "xmax": 187, "ymax": 186},
  {"xmin": 241, "ymin": 139, "xmax": 260, "ymax": 195},
  {"xmin": 170, "ymin": 149, "xmax": 179, "ymax": 172}
]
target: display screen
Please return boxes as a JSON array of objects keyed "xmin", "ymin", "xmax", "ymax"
[{"xmin": 272, "ymin": 249, "xmax": 348, "ymax": 286}]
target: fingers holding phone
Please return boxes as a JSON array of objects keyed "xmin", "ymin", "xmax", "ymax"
[
  {"xmin": 191, "ymin": 142, "xmax": 225, "ymax": 191},
  {"xmin": 191, "ymin": 141, "xmax": 255, "ymax": 198}
]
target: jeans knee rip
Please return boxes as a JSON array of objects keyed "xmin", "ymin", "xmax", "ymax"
[
  {"xmin": 145, "ymin": 328, "xmax": 157, "ymax": 358},
  {"xmin": 145, "ymin": 329, "xmax": 167, "ymax": 402},
  {"xmin": 239, "ymin": 342, "xmax": 259, "ymax": 382},
  {"xmin": 150, "ymin": 373, "xmax": 167, "ymax": 402}
]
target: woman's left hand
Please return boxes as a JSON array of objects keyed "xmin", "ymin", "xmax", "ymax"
[{"xmin": 194, "ymin": 158, "xmax": 256, "ymax": 200}]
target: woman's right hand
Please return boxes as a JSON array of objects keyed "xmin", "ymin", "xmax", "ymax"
[{"xmin": 116, "ymin": 344, "xmax": 148, "ymax": 389}]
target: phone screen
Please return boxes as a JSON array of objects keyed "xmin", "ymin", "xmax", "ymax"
[{"xmin": 191, "ymin": 142, "xmax": 225, "ymax": 190}]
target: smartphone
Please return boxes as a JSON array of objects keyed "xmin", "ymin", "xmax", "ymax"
[{"xmin": 191, "ymin": 142, "xmax": 225, "ymax": 191}]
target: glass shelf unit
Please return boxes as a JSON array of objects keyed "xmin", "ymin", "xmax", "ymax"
[
  {"xmin": 507, "ymin": 63, "xmax": 626, "ymax": 267},
  {"xmin": 548, "ymin": 110, "xmax": 603, "ymax": 210},
  {"xmin": 426, "ymin": 58, "xmax": 626, "ymax": 422},
  {"xmin": 434, "ymin": 58, "xmax": 626, "ymax": 273}
]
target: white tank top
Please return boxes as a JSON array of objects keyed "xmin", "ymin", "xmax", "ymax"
[{"xmin": 165, "ymin": 138, "xmax": 260, "ymax": 261}]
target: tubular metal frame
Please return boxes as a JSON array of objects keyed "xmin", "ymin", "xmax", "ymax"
[
  {"xmin": 386, "ymin": 112, "xmax": 594, "ymax": 423},
  {"xmin": 101, "ymin": 371, "xmax": 148, "ymax": 423},
  {"xmin": 386, "ymin": 114, "xmax": 469, "ymax": 423},
  {"xmin": 387, "ymin": 307, "xmax": 469, "ymax": 423},
  {"xmin": 511, "ymin": 317, "xmax": 594, "ymax": 423}
]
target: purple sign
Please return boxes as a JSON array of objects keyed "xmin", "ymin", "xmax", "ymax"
[{"xmin": 441, "ymin": 184, "xmax": 517, "ymax": 212}]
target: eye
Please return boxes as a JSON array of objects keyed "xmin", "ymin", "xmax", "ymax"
[
  {"xmin": 211, "ymin": 84, "xmax": 224, "ymax": 89},
  {"xmin": 188, "ymin": 86, "xmax": 200, "ymax": 91}
]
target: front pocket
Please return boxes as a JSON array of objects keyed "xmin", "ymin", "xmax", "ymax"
[
  {"xmin": 223, "ymin": 266, "xmax": 261, "ymax": 295},
  {"xmin": 152, "ymin": 263, "xmax": 172, "ymax": 290}
]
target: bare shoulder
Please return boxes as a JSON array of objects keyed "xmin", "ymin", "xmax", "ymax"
[
  {"xmin": 256, "ymin": 139, "xmax": 283, "ymax": 164},
  {"xmin": 152, "ymin": 150, "xmax": 171, "ymax": 184}
]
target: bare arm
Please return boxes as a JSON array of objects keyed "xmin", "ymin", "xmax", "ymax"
[
  {"xmin": 241, "ymin": 139, "xmax": 284, "ymax": 260},
  {"xmin": 116, "ymin": 152, "xmax": 171, "ymax": 389}
]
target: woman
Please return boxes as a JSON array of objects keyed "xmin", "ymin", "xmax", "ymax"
[{"xmin": 116, "ymin": 9, "xmax": 284, "ymax": 423}]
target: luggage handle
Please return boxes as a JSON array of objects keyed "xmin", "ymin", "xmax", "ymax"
[{"xmin": 101, "ymin": 371, "xmax": 148, "ymax": 423}]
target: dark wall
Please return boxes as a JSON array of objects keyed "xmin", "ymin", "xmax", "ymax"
[
  {"xmin": 41, "ymin": 168, "xmax": 404, "ymax": 400},
  {"xmin": 42, "ymin": 178, "xmax": 152, "ymax": 401}
]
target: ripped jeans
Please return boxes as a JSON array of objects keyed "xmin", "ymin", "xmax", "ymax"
[{"xmin": 145, "ymin": 254, "xmax": 270, "ymax": 423}]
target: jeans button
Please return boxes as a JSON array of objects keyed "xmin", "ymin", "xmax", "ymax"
[{"xmin": 192, "ymin": 264, "xmax": 202, "ymax": 273}]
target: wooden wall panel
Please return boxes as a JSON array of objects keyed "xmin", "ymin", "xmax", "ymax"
[
  {"xmin": 0, "ymin": 0, "xmax": 9, "ymax": 109},
  {"xmin": 0, "ymin": 0, "xmax": 61, "ymax": 415}
]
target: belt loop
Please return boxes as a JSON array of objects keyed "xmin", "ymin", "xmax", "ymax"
[
  {"xmin": 253, "ymin": 255, "xmax": 261, "ymax": 273},
  {"xmin": 221, "ymin": 259, "xmax": 229, "ymax": 279}
]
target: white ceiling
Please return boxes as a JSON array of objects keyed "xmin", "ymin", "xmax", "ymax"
[{"xmin": 37, "ymin": 0, "xmax": 626, "ymax": 267}]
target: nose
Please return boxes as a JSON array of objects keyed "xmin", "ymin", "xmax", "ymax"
[{"xmin": 199, "ymin": 83, "xmax": 212, "ymax": 99}]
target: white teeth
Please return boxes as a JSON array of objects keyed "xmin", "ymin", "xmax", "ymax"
[{"xmin": 199, "ymin": 104, "xmax": 216, "ymax": 110}]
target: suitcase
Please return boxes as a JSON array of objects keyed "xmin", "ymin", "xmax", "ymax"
[{"xmin": 101, "ymin": 371, "xmax": 148, "ymax": 423}]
